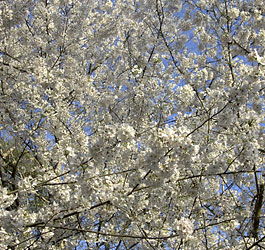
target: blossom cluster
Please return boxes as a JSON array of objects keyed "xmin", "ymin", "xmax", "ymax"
[{"xmin": 0, "ymin": 0, "xmax": 264, "ymax": 249}]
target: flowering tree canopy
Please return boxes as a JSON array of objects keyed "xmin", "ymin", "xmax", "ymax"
[{"xmin": 0, "ymin": 0, "xmax": 265, "ymax": 249}]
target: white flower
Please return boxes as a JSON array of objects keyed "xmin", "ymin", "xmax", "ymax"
[
  {"xmin": 132, "ymin": 65, "xmax": 141, "ymax": 77},
  {"xmin": 0, "ymin": 187, "xmax": 18, "ymax": 209},
  {"xmin": 158, "ymin": 126, "xmax": 176, "ymax": 144},
  {"xmin": 117, "ymin": 124, "xmax": 135, "ymax": 141},
  {"xmin": 229, "ymin": 8, "xmax": 239, "ymax": 19},
  {"xmin": 249, "ymin": 49, "xmax": 265, "ymax": 65},
  {"xmin": 175, "ymin": 217, "xmax": 194, "ymax": 239},
  {"xmin": 255, "ymin": 52, "xmax": 265, "ymax": 66},
  {"xmin": 179, "ymin": 84, "xmax": 195, "ymax": 103},
  {"xmin": 65, "ymin": 146, "xmax": 75, "ymax": 157}
]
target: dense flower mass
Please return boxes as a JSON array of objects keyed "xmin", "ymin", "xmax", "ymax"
[{"xmin": 0, "ymin": 0, "xmax": 264, "ymax": 249}]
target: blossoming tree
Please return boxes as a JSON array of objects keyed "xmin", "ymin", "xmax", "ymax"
[{"xmin": 0, "ymin": 0, "xmax": 264, "ymax": 249}]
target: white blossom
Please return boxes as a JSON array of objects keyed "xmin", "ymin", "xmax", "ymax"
[
  {"xmin": 117, "ymin": 124, "xmax": 135, "ymax": 141},
  {"xmin": 0, "ymin": 0, "xmax": 264, "ymax": 249},
  {"xmin": 175, "ymin": 217, "xmax": 194, "ymax": 239},
  {"xmin": 228, "ymin": 8, "xmax": 240, "ymax": 19}
]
